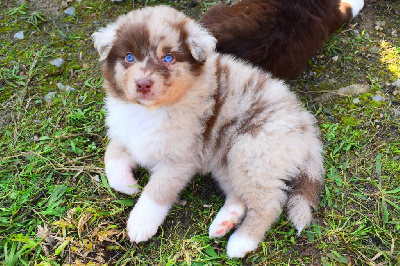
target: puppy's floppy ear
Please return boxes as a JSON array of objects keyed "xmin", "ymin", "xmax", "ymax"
[
  {"xmin": 92, "ymin": 23, "xmax": 118, "ymax": 61},
  {"xmin": 185, "ymin": 21, "xmax": 217, "ymax": 62}
]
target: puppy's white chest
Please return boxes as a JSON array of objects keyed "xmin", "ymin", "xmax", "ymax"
[{"xmin": 105, "ymin": 98, "xmax": 169, "ymax": 166}]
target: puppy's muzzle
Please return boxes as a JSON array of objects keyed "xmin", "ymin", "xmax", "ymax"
[{"xmin": 136, "ymin": 79, "xmax": 154, "ymax": 94}]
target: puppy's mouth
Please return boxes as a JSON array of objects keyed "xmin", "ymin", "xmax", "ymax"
[
  {"xmin": 135, "ymin": 78, "xmax": 157, "ymax": 104},
  {"xmin": 136, "ymin": 92, "xmax": 156, "ymax": 103}
]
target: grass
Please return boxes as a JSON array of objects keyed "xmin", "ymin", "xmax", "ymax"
[{"xmin": 1, "ymin": 0, "xmax": 399, "ymax": 264}]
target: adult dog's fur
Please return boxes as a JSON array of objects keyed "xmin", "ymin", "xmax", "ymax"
[
  {"xmin": 93, "ymin": 6, "xmax": 324, "ymax": 258},
  {"xmin": 200, "ymin": 0, "xmax": 364, "ymax": 79}
]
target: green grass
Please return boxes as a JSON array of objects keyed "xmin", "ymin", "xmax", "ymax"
[{"xmin": 1, "ymin": 0, "xmax": 399, "ymax": 265}]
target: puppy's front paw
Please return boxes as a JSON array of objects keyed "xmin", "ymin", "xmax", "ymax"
[
  {"xmin": 127, "ymin": 215, "xmax": 158, "ymax": 243},
  {"xmin": 209, "ymin": 204, "xmax": 245, "ymax": 238},
  {"xmin": 226, "ymin": 232, "xmax": 258, "ymax": 258},
  {"xmin": 105, "ymin": 159, "xmax": 140, "ymax": 195},
  {"xmin": 127, "ymin": 193, "xmax": 170, "ymax": 243}
]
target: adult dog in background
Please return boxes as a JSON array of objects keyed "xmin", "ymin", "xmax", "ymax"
[
  {"xmin": 200, "ymin": 0, "xmax": 364, "ymax": 79},
  {"xmin": 93, "ymin": 6, "xmax": 324, "ymax": 258}
]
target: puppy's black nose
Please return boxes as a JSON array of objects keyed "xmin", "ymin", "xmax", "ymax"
[{"xmin": 136, "ymin": 79, "xmax": 153, "ymax": 94}]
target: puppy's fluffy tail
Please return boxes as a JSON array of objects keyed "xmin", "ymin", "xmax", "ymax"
[
  {"xmin": 341, "ymin": 0, "xmax": 364, "ymax": 18},
  {"xmin": 287, "ymin": 157, "xmax": 324, "ymax": 234}
]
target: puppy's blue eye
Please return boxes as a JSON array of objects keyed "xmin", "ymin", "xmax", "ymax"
[
  {"xmin": 163, "ymin": 54, "xmax": 175, "ymax": 63},
  {"xmin": 125, "ymin": 53, "xmax": 135, "ymax": 63}
]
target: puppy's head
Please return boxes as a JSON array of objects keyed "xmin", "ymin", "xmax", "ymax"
[{"xmin": 92, "ymin": 6, "xmax": 216, "ymax": 107}]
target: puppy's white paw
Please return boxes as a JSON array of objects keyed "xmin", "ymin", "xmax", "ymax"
[
  {"xmin": 105, "ymin": 159, "xmax": 140, "ymax": 195},
  {"xmin": 209, "ymin": 204, "xmax": 245, "ymax": 238},
  {"xmin": 226, "ymin": 233, "xmax": 258, "ymax": 258},
  {"xmin": 127, "ymin": 193, "xmax": 170, "ymax": 243}
]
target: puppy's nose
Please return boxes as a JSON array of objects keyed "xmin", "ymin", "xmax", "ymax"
[{"xmin": 136, "ymin": 79, "xmax": 153, "ymax": 94}]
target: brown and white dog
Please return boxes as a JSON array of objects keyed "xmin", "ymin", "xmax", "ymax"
[
  {"xmin": 200, "ymin": 0, "xmax": 364, "ymax": 79},
  {"xmin": 92, "ymin": 6, "xmax": 324, "ymax": 258}
]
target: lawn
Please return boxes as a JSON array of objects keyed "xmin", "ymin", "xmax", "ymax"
[{"xmin": 0, "ymin": 0, "xmax": 399, "ymax": 264}]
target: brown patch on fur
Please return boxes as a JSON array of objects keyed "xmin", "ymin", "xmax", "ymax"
[
  {"xmin": 253, "ymin": 74, "xmax": 267, "ymax": 93},
  {"xmin": 214, "ymin": 85, "xmax": 270, "ymax": 148},
  {"xmin": 220, "ymin": 152, "xmax": 228, "ymax": 167},
  {"xmin": 289, "ymin": 173, "xmax": 322, "ymax": 208},
  {"xmin": 200, "ymin": 0, "xmax": 356, "ymax": 79},
  {"xmin": 102, "ymin": 23, "xmax": 152, "ymax": 100},
  {"xmin": 299, "ymin": 124, "xmax": 312, "ymax": 134},
  {"xmin": 162, "ymin": 46, "xmax": 173, "ymax": 54},
  {"xmin": 242, "ymin": 73, "xmax": 256, "ymax": 93},
  {"xmin": 220, "ymin": 63, "xmax": 230, "ymax": 82},
  {"xmin": 102, "ymin": 64, "xmax": 127, "ymax": 100},
  {"xmin": 242, "ymin": 123, "xmax": 263, "ymax": 137},
  {"xmin": 146, "ymin": 56, "xmax": 171, "ymax": 81},
  {"xmin": 215, "ymin": 117, "xmax": 239, "ymax": 149},
  {"xmin": 237, "ymin": 97, "xmax": 269, "ymax": 137},
  {"xmin": 113, "ymin": 22, "xmax": 151, "ymax": 61},
  {"xmin": 172, "ymin": 20, "xmax": 205, "ymax": 76},
  {"xmin": 203, "ymin": 57, "xmax": 225, "ymax": 144}
]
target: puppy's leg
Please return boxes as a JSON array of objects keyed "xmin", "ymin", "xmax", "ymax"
[
  {"xmin": 127, "ymin": 162, "xmax": 196, "ymax": 243},
  {"xmin": 224, "ymin": 136, "xmax": 291, "ymax": 258},
  {"xmin": 105, "ymin": 139, "xmax": 139, "ymax": 195},
  {"xmin": 209, "ymin": 194, "xmax": 246, "ymax": 238},
  {"xmin": 226, "ymin": 188, "xmax": 287, "ymax": 258}
]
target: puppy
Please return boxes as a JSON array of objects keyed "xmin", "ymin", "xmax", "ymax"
[
  {"xmin": 200, "ymin": 0, "xmax": 364, "ymax": 79},
  {"xmin": 92, "ymin": 6, "xmax": 324, "ymax": 258}
]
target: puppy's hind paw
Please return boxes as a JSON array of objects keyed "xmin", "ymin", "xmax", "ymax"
[
  {"xmin": 226, "ymin": 233, "xmax": 258, "ymax": 258},
  {"xmin": 209, "ymin": 204, "xmax": 245, "ymax": 238}
]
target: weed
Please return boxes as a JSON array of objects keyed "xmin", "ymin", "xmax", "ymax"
[
  {"xmin": 7, "ymin": 4, "xmax": 27, "ymax": 16},
  {"xmin": 27, "ymin": 11, "xmax": 46, "ymax": 29}
]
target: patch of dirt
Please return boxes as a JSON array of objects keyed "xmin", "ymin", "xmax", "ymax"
[
  {"xmin": 295, "ymin": 237, "xmax": 323, "ymax": 265},
  {"xmin": 17, "ymin": 0, "xmax": 63, "ymax": 15}
]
